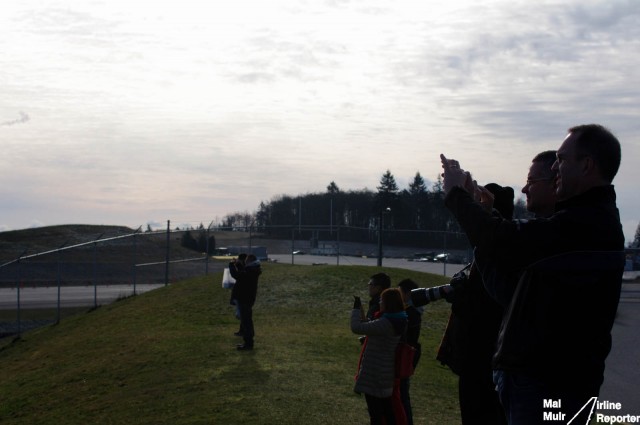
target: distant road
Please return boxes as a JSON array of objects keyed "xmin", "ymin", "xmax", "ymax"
[
  {"xmin": 0, "ymin": 284, "xmax": 163, "ymax": 310},
  {"xmin": 268, "ymin": 254, "xmax": 466, "ymax": 277}
]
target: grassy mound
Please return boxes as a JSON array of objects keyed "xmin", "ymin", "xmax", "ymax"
[{"xmin": 0, "ymin": 263, "xmax": 460, "ymax": 424}]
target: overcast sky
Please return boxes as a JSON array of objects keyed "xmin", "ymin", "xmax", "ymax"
[{"xmin": 1, "ymin": 0, "xmax": 639, "ymax": 243}]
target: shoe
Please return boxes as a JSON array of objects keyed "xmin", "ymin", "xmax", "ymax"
[
  {"xmin": 236, "ymin": 344, "xmax": 253, "ymax": 351},
  {"xmin": 234, "ymin": 331, "xmax": 244, "ymax": 337}
]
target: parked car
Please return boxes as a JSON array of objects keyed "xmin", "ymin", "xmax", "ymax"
[
  {"xmin": 434, "ymin": 253, "xmax": 466, "ymax": 264},
  {"xmin": 408, "ymin": 252, "xmax": 435, "ymax": 262}
]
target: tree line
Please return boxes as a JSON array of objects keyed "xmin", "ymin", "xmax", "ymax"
[{"xmin": 220, "ymin": 171, "xmax": 531, "ymax": 250}]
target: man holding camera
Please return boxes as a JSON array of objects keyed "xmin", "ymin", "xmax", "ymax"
[
  {"xmin": 229, "ymin": 254, "xmax": 262, "ymax": 351},
  {"xmin": 440, "ymin": 124, "xmax": 625, "ymax": 424}
]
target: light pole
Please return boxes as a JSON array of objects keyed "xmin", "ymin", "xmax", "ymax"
[{"xmin": 377, "ymin": 207, "xmax": 391, "ymax": 267}]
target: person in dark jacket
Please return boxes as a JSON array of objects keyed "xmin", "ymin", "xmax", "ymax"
[
  {"xmin": 397, "ymin": 279, "xmax": 423, "ymax": 425},
  {"xmin": 440, "ymin": 124, "xmax": 625, "ymax": 424},
  {"xmin": 230, "ymin": 253, "xmax": 247, "ymax": 337},
  {"xmin": 229, "ymin": 254, "xmax": 262, "ymax": 351},
  {"xmin": 367, "ymin": 272, "xmax": 392, "ymax": 320},
  {"xmin": 438, "ymin": 183, "xmax": 514, "ymax": 425}
]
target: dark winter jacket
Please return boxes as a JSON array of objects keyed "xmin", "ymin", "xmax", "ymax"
[
  {"xmin": 405, "ymin": 305, "xmax": 422, "ymax": 369},
  {"xmin": 445, "ymin": 185, "xmax": 625, "ymax": 394},
  {"xmin": 437, "ymin": 262, "xmax": 503, "ymax": 376},
  {"xmin": 229, "ymin": 260, "xmax": 262, "ymax": 305}
]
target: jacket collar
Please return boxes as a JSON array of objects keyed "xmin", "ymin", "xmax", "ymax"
[{"xmin": 555, "ymin": 185, "xmax": 616, "ymax": 212}]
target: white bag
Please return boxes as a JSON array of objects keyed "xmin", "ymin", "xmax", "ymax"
[{"xmin": 222, "ymin": 268, "xmax": 236, "ymax": 289}]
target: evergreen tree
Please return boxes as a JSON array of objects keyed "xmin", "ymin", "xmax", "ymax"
[
  {"xmin": 180, "ymin": 231, "xmax": 198, "ymax": 251},
  {"xmin": 377, "ymin": 170, "xmax": 399, "ymax": 195},
  {"xmin": 633, "ymin": 222, "xmax": 640, "ymax": 248},
  {"xmin": 432, "ymin": 174, "xmax": 444, "ymax": 195},
  {"xmin": 327, "ymin": 181, "xmax": 340, "ymax": 194},
  {"xmin": 408, "ymin": 172, "xmax": 427, "ymax": 195},
  {"xmin": 404, "ymin": 172, "xmax": 429, "ymax": 230}
]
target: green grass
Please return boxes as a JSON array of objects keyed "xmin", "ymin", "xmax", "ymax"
[{"xmin": 0, "ymin": 263, "xmax": 460, "ymax": 425}]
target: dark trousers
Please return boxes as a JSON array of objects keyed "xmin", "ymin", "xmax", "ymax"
[
  {"xmin": 493, "ymin": 370, "xmax": 595, "ymax": 425},
  {"xmin": 365, "ymin": 394, "xmax": 395, "ymax": 425},
  {"xmin": 459, "ymin": 373, "xmax": 507, "ymax": 425},
  {"xmin": 399, "ymin": 378, "xmax": 413, "ymax": 425},
  {"xmin": 236, "ymin": 302, "xmax": 254, "ymax": 347}
]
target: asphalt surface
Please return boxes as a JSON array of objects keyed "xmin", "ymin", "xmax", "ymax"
[
  {"xmin": 269, "ymin": 254, "xmax": 466, "ymax": 277},
  {"xmin": 599, "ymin": 282, "xmax": 640, "ymax": 417},
  {"xmin": 0, "ymin": 284, "xmax": 164, "ymax": 310}
]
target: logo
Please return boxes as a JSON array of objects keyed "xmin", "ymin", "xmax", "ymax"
[{"xmin": 543, "ymin": 397, "xmax": 640, "ymax": 424}]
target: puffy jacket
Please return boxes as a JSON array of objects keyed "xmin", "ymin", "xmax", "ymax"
[{"xmin": 351, "ymin": 310, "xmax": 406, "ymax": 398}]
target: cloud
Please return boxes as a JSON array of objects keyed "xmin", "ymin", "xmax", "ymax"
[{"xmin": 1, "ymin": 0, "xmax": 639, "ymax": 244}]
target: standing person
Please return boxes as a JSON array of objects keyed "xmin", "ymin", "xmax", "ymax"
[
  {"xmin": 358, "ymin": 273, "xmax": 392, "ymax": 346},
  {"xmin": 367, "ymin": 273, "xmax": 392, "ymax": 320},
  {"xmin": 438, "ymin": 183, "xmax": 514, "ymax": 425},
  {"xmin": 351, "ymin": 288, "xmax": 408, "ymax": 425},
  {"xmin": 440, "ymin": 124, "xmax": 625, "ymax": 424},
  {"xmin": 229, "ymin": 253, "xmax": 247, "ymax": 337},
  {"xmin": 229, "ymin": 254, "xmax": 262, "ymax": 351},
  {"xmin": 397, "ymin": 279, "xmax": 423, "ymax": 425},
  {"xmin": 522, "ymin": 150, "xmax": 558, "ymax": 218}
]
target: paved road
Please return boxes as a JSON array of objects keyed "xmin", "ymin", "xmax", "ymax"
[
  {"xmin": 269, "ymin": 254, "xmax": 466, "ymax": 277},
  {"xmin": 599, "ymin": 283, "xmax": 640, "ymax": 416},
  {"xmin": 0, "ymin": 284, "xmax": 164, "ymax": 309}
]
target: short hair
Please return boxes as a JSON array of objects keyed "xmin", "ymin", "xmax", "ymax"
[
  {"xmin": 569, "ymin": 124, "xmax": 621, "ymax": 183},
  {"xmin": 380, "ymin": 288, "xmax": 405, "ymax": 313},
  {"xmin": 370, "ymin": 272, "xmax": 391, "ymax": 289},
  {"xmin": 397, "ymin": 278, "xmax": 418, "ymax": 293},
  {"xmin": 532, "ymin": 150, "xmax": 557, "ymax": 178},
  {"xmin": 246, "ymin": 254, "xmax": 257, "ymax": 262}
]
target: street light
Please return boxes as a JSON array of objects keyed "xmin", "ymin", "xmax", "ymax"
[{"xmin": 377, "ymin": 207, "xmax": 391, "ymax": 267}]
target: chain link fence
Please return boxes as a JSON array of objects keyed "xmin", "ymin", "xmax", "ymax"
[{"xmin": 0, "ymin": 223, "xmax": 470, "ymax": 338}]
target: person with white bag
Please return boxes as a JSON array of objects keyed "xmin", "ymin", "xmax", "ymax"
[{"xmin": 224, "ymin": 253, "xmax": 246, "ymax": 336}]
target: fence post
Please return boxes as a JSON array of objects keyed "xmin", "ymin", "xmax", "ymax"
[
  {"xmin": 205, "ymin": 222, "xmax": 213, "ymax": 275},
  {"xmin": 56, "ymin": 246, "xmax": 62, "ymax": 324},
  {"xmin": 93, "ymin": 241, "xmax": 98, "ymax": 309},
  {"xmin": 336, "ymin": 225, "xmax": 340, "ymax": 266},
  {"xmin": 165, "ymin": 220, "xmax": 170, "ymax": 286},
  {"xmin": 92, "ymin": 232, "xmax": 103, "ymax": 309},
  {"xmin": 17, "ymin": 259, "xmax": 22, "ymax": 338},
  {"xmin": 133, "ymin": 231, "xmax": 138, "ymax": 295},
  {"xmin": 291, "ymin": 227, "xmax": 295, "ymax": 265}
]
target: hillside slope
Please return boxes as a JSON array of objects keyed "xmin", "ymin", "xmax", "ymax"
[{"xmin": 0, "ymin": 264, "xmax": 458, "ymax": 425}]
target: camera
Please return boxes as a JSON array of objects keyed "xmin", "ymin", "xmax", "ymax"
[{"xmin": 410, "ymin": 267, "xmax": 470, "ymax": 307}]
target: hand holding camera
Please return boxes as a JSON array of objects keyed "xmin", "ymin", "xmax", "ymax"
[
  {"xmin": 410, "ymin": 265, "xmax": 470, "ymax": 307},
  {"xmin": 353, "ymin": 296, "xmax": 362, "ymax": 310}
]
